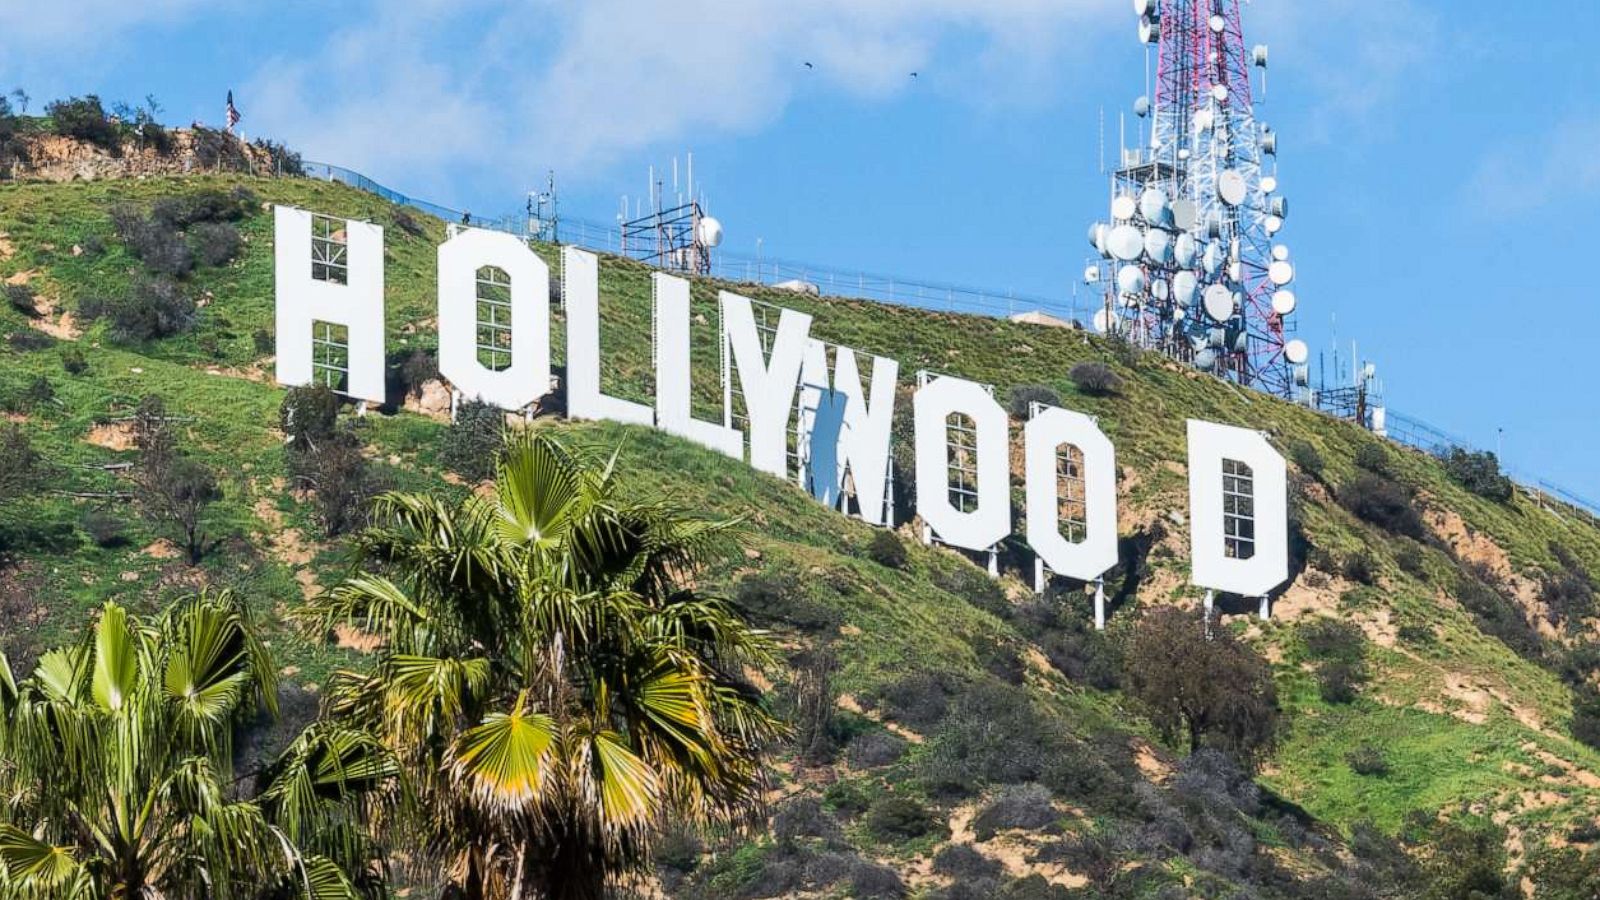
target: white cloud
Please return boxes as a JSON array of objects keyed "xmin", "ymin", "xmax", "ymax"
[
  {"xmin": 241, "ymin": 0, "xmax": 1114, "ymax": 188},
  {"xmin": 1468, "ymin": 115, "xmax": 1600, "ymax": 216},
  {"xmin": 0, "ymin": 0, "xmax": 221, "ymax": 45}
]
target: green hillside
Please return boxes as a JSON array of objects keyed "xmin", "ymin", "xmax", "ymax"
[{"xmin": 4, "ymin": 169, "xmax": 1600, "ymax": 898}]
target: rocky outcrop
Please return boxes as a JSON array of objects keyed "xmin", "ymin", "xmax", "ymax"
[{"xmin": 4, "ymin": 129, "xmax": 279, "ymax": 183}]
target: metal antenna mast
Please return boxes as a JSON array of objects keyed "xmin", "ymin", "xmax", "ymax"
[{"xmin": 1084, "ymin": 0, "xmax": 1305, "ymax": 398}]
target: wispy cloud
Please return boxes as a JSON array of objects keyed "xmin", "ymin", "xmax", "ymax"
[
  {"xmin": 1467, "ymin": 115, "xmax": 1600, "ymax": 216},
  {"xmin": 0, "ymin": 0, "xmax": 223, "ymax": 45}
]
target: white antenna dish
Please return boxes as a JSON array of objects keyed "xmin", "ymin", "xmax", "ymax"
[
  {"xmin": 1208, "ymin": 327, "xmax": 1227, "ymax": 348},
  {"xmin": 1143, "ymin": 228, "xmax": 1173, "ymax": 264},
  {"xmin": 1108, "ymin": 224, "xmax": 1144, "ymax": 261},
  {"xmin": 1268, "ymin": 260, "xmax": 1295, "ymax": 286},
  {"xmin": 1203, "ymin": 284, "xmax": 1236, "ymax": 321},
  {"xmin": 1093, "ymin": 308, "xmax": 1114, "ymax": 333},
  {"xmin": 1260, "ymin": 131, "xmax": 1278, "ymax": 155},
  {"xmin": 1253, "ymin": 44, "xmax": 1270, "ymax": 67},
  {"xmin": 1264, "ymin": 215, "xmax": 1283, "ymax": 234},
  {"xmin": 1174, "ymin": 232, "xmax": 1197, "ymax": 267},
  {"xmin": 1194, "ymin": 108, "xmax": 1215, "ymax": 131},
  {"xmin": 1173, "ymin": 270, "xmax": 1198, "ymax": 304},
  {"xmin": 1117, "ymin": 264, "xmax": 1146, "ymax": 295},
  {"xmin": 1211, "ymin": 84, "xmax": 1229, "ymax": 103},
  {"xmin": 1217, "ymin": 169, "xmax": 1248, "ymax": 206},
  {"xmin": 1195, "ymin": 348, "xmax": 1218, "ymax": 369},
  {"xmin": 1132, "ymin": 0, "xmax": 1155, "ymax": 14},
  {"xmin": 1284, "ymin": 339, "xmax": 1309, "ymax": 365},
  {"xmin": 1202, "ymin": 242, "xmax": 1222, "ymax": 275},
  {"xmin": 1272, "ymin": 244, "xmax": 1290, "ymax": 261},
  {"xmin": 697, "ymin": 216, "xmax": 724, "ymax": 247},
  {"xmin": 1261, "ymin": 175, "xmax": 1278, "ymax": 193},
  {"xmin": 1178, "ymin": 147, "xmax": 1192, "ymax": 160},
  {"xmin": 1138, "ymin": 187, "xmax": 1170, "ymax": 223},
  {"xmin": 1172, "ymin": 198, "xmax": 1198, "ymax": 231},
  {"xmin": 1172, "ymin": 306, "xmax": 1186, "ymax": 322},
  {"xmin": 1111, "ymin": 193, "xmax": 1138, "ymax": 220},
  {"xmin": 1227, "ymin": 261, "xmax": 1242, "ymax": 281},
  {"xmin": 1363, "ymin": 362, "xmax": 1377, "ymax": 379},
  {"xmin": 1271, "ymin": 290, "xmax": 1297, "ymax": 315},
  {"xmin": 1083, "ymin": 265, "xmax": 1101, "ymax": 285},
  {"xmin": 1269, "ymin": 195, "xmax": 1289, "ymax": 218},
  {"xmin": 1134, "ymin": 96, "xmax": 1151, "ymax": 117},
  {"xmin": 1139, "ymin": 18, "xmax": 1160, "ymax": 43},
  {"xmin": 1088, "ymin": 221, "xmax": 1107, "ymax": 250},
  {"xmin": 1152, "ymin": 277, "xmax": 1170, "ymax": 301},
  {"xmin": 1209, "ymin": 14, "xmax": 1226, "ymax": 33}
]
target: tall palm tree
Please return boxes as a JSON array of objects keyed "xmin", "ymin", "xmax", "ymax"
[
  {"xmin": 307, "ymin": 431, "xmax": 782, "ymax": 900},
  {"xmin": 0, "ymin": 592, "xmax": 391, "ymax": 899}
]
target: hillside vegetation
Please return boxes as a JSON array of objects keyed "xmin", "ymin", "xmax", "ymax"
[{"xmin": 5, "ymin": 167, "xmax": 1600, "ymax": 898}]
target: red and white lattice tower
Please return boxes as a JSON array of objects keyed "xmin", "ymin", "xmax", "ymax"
[{"xmin": 1085, "ymin": 0, "xmax": 1309, "ymax": 397}]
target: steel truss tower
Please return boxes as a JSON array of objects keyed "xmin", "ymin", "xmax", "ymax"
[{"xmin": 1086, "ymin": 0, "xmax": 1307, "ymax": 397}]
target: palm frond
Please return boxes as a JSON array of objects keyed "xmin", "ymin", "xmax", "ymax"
[{"xmin": 449, "ymin": 692, "xmax": 558, "ymax": 810}]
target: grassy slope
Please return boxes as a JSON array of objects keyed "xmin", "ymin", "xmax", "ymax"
[{"xmin": 4, "ymin": 173, "xmax": 1600, "ymax": 889}]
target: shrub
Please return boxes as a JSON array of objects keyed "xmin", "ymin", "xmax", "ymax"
[
  {"xmin": 864, "ymin": 796, "xmax": 943, "ymax": 843},
  {"xmin": 135, "ymin": 451, "xmax": 221, "ymax": 565},
  {"xmin": 4, "ymin": 283, "xmax": 38, "ymax": 317},
  {"xmin": 851, "ymin": 861, "xmax": 905, "ymax": 899},
  {"xmin": 866, "ymin": 529, "xmax": 907, "ymax": 569},
  {"xmin": 80, "ymin": 275, "xmax": 197, "ymax": 342},
  {"xmin": 1317, "ymin": 660, "xmax": 1365, "ymax": 704},
  {"xmin": 0, "ymin": 425, "xmax": 42, "ymax": 502},
  {"xmin": 111, "ymin": 208, "xmax": 194, "ymax": 278},
  {"xmin": 845, "ymin": 731, "xmax": 907, "ymax": 769},
  {"xmin": 1395, "ymin": 542, "xmax": 1427, "ymax": 578},
  {"xmin": 1287, "ymin": 440, "xmax": 1325, "ymax": 479},
  {"xmin": 190, "ymin": 221, "xmax": 242, "ymax": 267},
  {"xmin": 1341, "ymin": 550, "xmax": 1379, "ymax": 585},
  {"xmin": 441, "ymin": 399, "xmax": 505, "ymax": 481},
  {"xmin": 1301, "ymin": 618, "xmax": 1365, "ymax": 662},
  {"xmin": 787, "ymin": 647, "xmax": 840, "ymax": 765},
  {"xmin": 653, "ymin": 826, "xmax": 703, "ymax": 877},
  {"xmin": 252, "ymin": 328, "xmax": 274, "ymax": 355},
  {"xmin": 60, "ymin": 346, "xmax": 88, "ymax": 374},
  {"xmin": 1339, "ymin": 473, "xmax": 1425, "ymax": 539},
  {"xmin": 397, "ymin": 348, "xmax": 439, "ymax": 397},
  {"xmin": 733, "ymin": 570, "xmax": 841, "ymax": 631},
  {"xmin": 1397, "ymin": 622, "xmax": 1434, "ymax": 645},
  {"xmin": 773, "ymin": 797, "xmax": 843, "ymax": 847},
  {"xmin": 1457, "ymin": 575, "xmax": 1543, "ymax": 660},
  {"xmin": 82, "ymin": 510, "xmax": 128, "ymax": 548},
  {"xmin": 1354, "ymin": 442, "xmax": 1391, "ymax": 475},
  {"xmin": 1540, "ymin": 565, "xmax": 1596, "ymax": 625},
  {"xmin": 279, "ymin": 384, "xmax": 340, "ymax": 452},
  {"xmin": 1440, "ymin": 447, "xmax": 1513, "ymax": 502},
  {"xmin": 1008, "ymin": 383, "xmax": 1061, "ymax": 417},
  {"xmin": 151, "ymin": 189, "xmax": 253, "ymax": 228},
  {"xmin": 1346, "ymin": 744, "xmax": 1389, "ymax": 776},
  {"xmin": 392, "ymin": 208, "xmax": 427, "ymax": 238},
  {"xmin": 1068, "ymin": 362, "xmax": 1122, "ymax": 397},
  {"xmin": 973, "ymin": 784, "xmax": 1058, "ymax": 840},
  {"xmin": 1124, "ymin": 606, "xmax": 1279, "ymax": 762},
  {"xmin": 297, "ymin": 428, "xmax": 381, "ymax": 537},
  {"xmin": 822, "ymin": 780, "xmax": 872, "ymax": 818},
  {"xmin": 876, "ymin": 671, "xmax": 952, "ymax": 731},
  {"xmin": 933, "ymin": 844, "xmax": 1001, "ymax": 881},
  {"xmin": 1572, "ymin": 686, "xmax": 1600, "ymax": 752},
  {"xmin": 46, "ymin": 96, "xmax": 120, "ymax": 152},
  {"xmin": 918, "ymin": 682, "xmax": 1064, "ymax": 797},
  {"xmin": 7, "ymin": 330, "xmax": 52, "ymax": 352}
]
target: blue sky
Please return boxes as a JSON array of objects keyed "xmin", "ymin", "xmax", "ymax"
[{"xmin": 4, "ymin": 0, "xmax": 1598, "ymax": 498}]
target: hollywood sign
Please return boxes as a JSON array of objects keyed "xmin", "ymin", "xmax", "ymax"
[{"xmin": 272, "ymin": 206, "xmax": 1288, "ymax": 623}]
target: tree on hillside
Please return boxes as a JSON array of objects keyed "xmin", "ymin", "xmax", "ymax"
[
  {"xmin": 1124, "ymin": 606, "xmax": 1279, "ymax": 763},
  {"xmin": 0, "ymin": 592, "xmax": 391, "ymax": 897},
  {"xmin": 131, "ymin": 394, "xmax": 221, "ymax": 564},
  {"xmin": 305, "ymin": 432, "xmax": 783, "ymax": 900}
]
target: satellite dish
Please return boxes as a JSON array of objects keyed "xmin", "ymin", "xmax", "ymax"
[
  {"xmin": 1271, "ymin": 290, "xmax": 1297, "ymax": 315},
  {"xmin": 1208, "ymin": 328, "xmax": 1227, "ymax": 348},
  {"xmin": 1253, "ymin": 44, "xmax": 1270, "ymax": 67},
  {"xmin": 1284, "ymin": 339, "xmax": 1309, "ymax": 365},
  {"xmin": 1178, "ymin": 148, "xmax": 1192, "ymax": 160},
  {"xmin": 1272, "ymin": 244, "xmax": 1290, "ymax": 261},
  {"xmin": 1143, "ymin": 228, "xmax": 1173, "ymax": 263},
  {"xmin": 1152, "ymin": 278, "xmax": 1170, "ymax": 301},
  {"xmin": 1294, "ymin": 364, "xmax": 1310, "ymax": 386},
  {"xmin": 1108, "ymin": 224, "xmax": 1144, "ymax": 261},
  {"xmin": 1268, "ymin": 260, "xmax": 1295, "ymax": 286},
  {"xmin": 1174, "ymin": 233, "xmax": 1197, "ymax": 267},
  {"xmin": 1117, "ymin": 264, "xmax": 1146, "ymax": 295},
  {"xmin": 1173, "ymin": 271, "xmax": 1198, "ymax": 304},
  {"xmin": 1363, "ymin": 362, "xmax": 1377, "ymax": 379},
  {"xmin": 1195, "ymin": 348, "xmax": 1218, "ymax": 369},
  {"xmin": 1111, "ymin": 194, "xmax": 1138, "ymax": 221},
  {"xmin": 1139, "ymin": 18, "xmax": 1160, "ymax": 43},
  {"xmin": 1260, "ymin": 131, "xmax": 1278, "ymax": 155},
  {"xmin": 1217, "ymin": 169, "xmax": 1248, "ymax": 206},
  {"xmin": 1202, "ymin": 243, "xmax": 1222, "ymax": 275},
  {"xmin": 1227, "ymin": 261, "xmax": 1242, "ymax": 281},
  {"xmin": 1093, "ymin": 308, "xmax": 1114, "ymax": 333},
  {"xmin": 1203, "ymin": 284, "xmax": 1236, "ymax": 321},
  {"xmin": 1139, "ymin": 188, "xmax": 1170, "ymax": 223},
  {"xmin": 1088, "ymin": 221, "xmax": 1108, "ymax": 251},
  {"xmin": 1209, "ymin": 14, "xmax": 1226, "ymax": 33},
  {"xmin": 1194, "ymin": 108, "xmax": 1215, "ymax": 131},
  {"xmin": 1211, "ymin": 85, "xmax": 1229, "ymax": 103},
  {"xmin": 1172, "ymin": 306, "xmax": 1186, "ymax": 322},
  {"xmin": 1083, "ymin": 265, "xmax": 1101, "ymax": 285},
  {"xmin": 1132, "ymin": 0, "xmax": 1153, "ymax": 14},
  {"xmin": 1261, "ymin": 175, "xmax": 1278, "ymax": 193},
  {"xmin": 1269, "ymin": 195, "xmax": 1289, "ymax": 218},
  {"xmin": 696, "ymin": 216, "xmax": 724, "ymax": 247},
  {"xmin": 1264, "ymin": 215, "xmax": 1283, "ymax": 235},
  {"xmin": 1231, "ymin": 329, "xmax": 1250, "ymax": 352},
  {"xmin": 1171, "ymin": 198, "xmax": 1198, "ymax": 231},
  {"xmin": 1134, "ymin": 96, "xmax": 1151, "ymax": 117}
]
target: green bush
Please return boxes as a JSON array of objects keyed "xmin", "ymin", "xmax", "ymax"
[
  {"xmin": 864, "ymin": 796, "xmax": 944, "ymax": 843},
  {"xmin": 4, "ymin": 283, "xmax": 38, "ymax": 317},
  {"xmin": 1354, "ymin": 442, "xmax": 1391, "ymax": 475},
  {"xmin": 1440, "ymin": 447, "xmax": 1513, "ymax": 503},
  {"xmin": 1288, "ymin": 439, "xmax": 1325, "ymax": 479},
  {"xmin": 190, "ymin": 221, "xmax": 242, "ymax": 267},
  {"xmin": 1008, "ymin": 383, "xmax": 1061, "ymax": 417},
  {"xmin": 1339, "ymin": 473, "xmax": 1426, "ymax": 539},
  {"xmin": 866, "ymin": 529, "xmax": 907, "ymax": 569},
  {"xmin": 440, "ymin": 400, "xmax": 505, "ymax": 481},
  {"xmin": 279, "ymin": 385, "xmax": 340, "ymax": 452},
  {"xmin": 1346, "ymin": 744, "xmax": 1389, "ymax": 776},
  {"xmin": 45, "ymin": 95, "xmax": 120, "ymax": 152},
  {"xmin": 1571, "ymin": 686, "xmax": 1600, "ymax": 752},
  {"xmin": 1068, "ymin": 362, "xmax": 1121, "ymax": 397},
  {"xmin": 60, "ymin": 346, "xmax": 88, "ymax": 375}
]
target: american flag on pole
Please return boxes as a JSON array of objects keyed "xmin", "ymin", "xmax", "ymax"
[{"xmin": 225, "ymin": 91, "xmax": 241, "ymax": 133}]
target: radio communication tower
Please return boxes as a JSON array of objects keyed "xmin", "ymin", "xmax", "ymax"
[{"xmin": 1085, "ymin": 0, "xmax": 1308, "ymax": 397}]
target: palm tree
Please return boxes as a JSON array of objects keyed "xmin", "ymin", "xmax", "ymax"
[
  {"xmin": 307, "ymin": 431, "xmax": 782, "ymax": 900},
  {"xmin": 0, "ymin": 592, "xmax": 391, "ymax": 899}
]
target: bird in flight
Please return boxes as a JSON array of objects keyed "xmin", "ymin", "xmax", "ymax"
[
  {"xmin": 803, "ymin": 61, "xmax": 814, "ymax": 69},
  {"xmin": 910, "ymin": 71, "xmax": 919, "ymax": 79}
]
